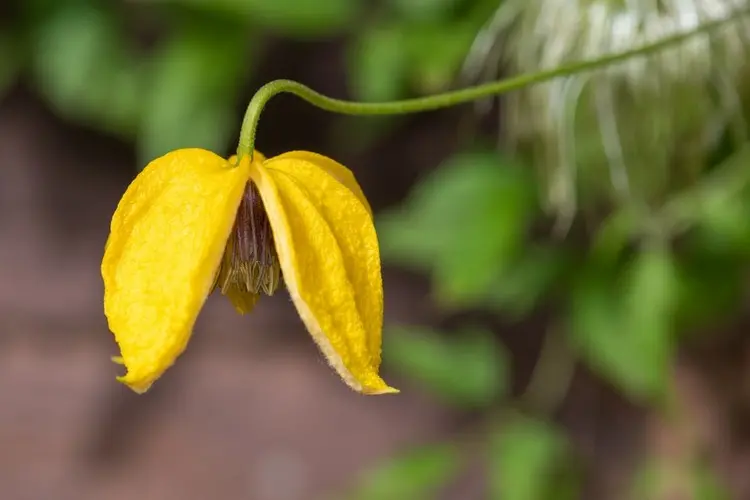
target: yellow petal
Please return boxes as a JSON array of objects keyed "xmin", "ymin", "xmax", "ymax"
[
  {"xmin": 271, "ymin": 151, "xmax": 373, "ymax": 216},
  {"xmin": 102, "ymin": 149, "xmax": 251, "ymax": 393},
  {"xmin": 252, "ymin": 154, "xmax": 397, "ymax": 394}
]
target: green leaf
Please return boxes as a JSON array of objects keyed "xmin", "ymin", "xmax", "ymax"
[
  {"xmin": 349, "ymin": 444, "xmax": 460, "ymax": 500},
  {"xmin": 29, "ymin": 4, "xmax": 142, "ymax": 134},
  {"xmin": 591, "ymin": 206, "xmax": 640, "ymax": 265},
  {"xmin": 568, "ymin": 270, "xmax": 633, "ymax": 391},
  {"xmin": 138, "ymin": 23, "xmax": 249, "ymax": 164},
  {"xmin": 378, "ymin": 151, "xmax": 536, "ymax": 305},
  {"xmin": 675, "ymin": 243, "xmax": 746, "ymax": 332},
  {"xmin": 482, "ymin": 245, "xmax": 569, "ymax": 318},
  {"xmin": 348, "ymin": 25, "xmax": 408, "ymax": 102},
  {"xmin": 666, "ymin": 143, "xmax": 750, "ymax": 246},
  {"xmin": 630, "ymin": 459, "xmax": 730, "ymax": 500},
  {"xmin": 387, "ymin": 0, "xmax": 467, "ymax": 22},
  {"xmin": 0, "ymin": 33, "xmax": 20, "ymax": 101},
  {"xmin": 161, "ymin": 0, "xmax": 360, "ymax": 36},
  {"xmin": 31, "ymin": 4, "xmax": 110, "ymax": 112},
  {"xmin": 488, "ymin": 416, "xmax": 576, "ymax": 500},
  {"xmin": 623, "ymin": 247, "xmax": 678, "ymax": 341},
  {"xmin": 568, "ymin": 248, "xmax": 678, "ymax": 401},
  {"xmin": 694, "ymin": 192, "xmax": 750, "ymax": 256},
  {"xmin": 385, "ymin": 325, "xmax": 508, "ymax": 408},
  {"xmin": 104, "ymin": 64, "xmax": 147, "ymax": 137},
  {"xmin": 403, "ymin": 22, "xmax": 478, "ymax": 93},
  {"xmin": 691, "ymin": 462, "xmax": 730, "ymax": 500}
]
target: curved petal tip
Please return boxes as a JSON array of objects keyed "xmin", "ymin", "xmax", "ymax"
[
  {"xmin": 363, "ymin": 383, "xmax": 400, "ymax": 395},
  {"xmin": 117, "ymin": 374, "xmax": 154, "ymax": 394}
]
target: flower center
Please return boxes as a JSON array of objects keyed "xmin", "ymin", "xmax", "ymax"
[{"xmin": 216, "ymin": 181, "xmax": 281, "ymax": 297}]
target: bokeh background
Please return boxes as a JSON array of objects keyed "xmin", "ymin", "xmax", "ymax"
[{"xmin": 2, "ymin": 0, "xmax": 750, "ymax": 499}]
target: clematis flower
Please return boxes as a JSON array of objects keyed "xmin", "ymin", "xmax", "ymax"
[{"xmin": 101, "ymin": 148, "xmax": 397, "ymax": 395}]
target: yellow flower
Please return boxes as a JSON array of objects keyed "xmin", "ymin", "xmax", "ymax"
[{"xmin": 101, "ymin": 148, "xmax": 398, "ymax": 396}]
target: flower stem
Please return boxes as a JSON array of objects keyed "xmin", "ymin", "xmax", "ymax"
[{"xmin": 236, "ymin": 9, "xmax": 749, "ymax": 159}]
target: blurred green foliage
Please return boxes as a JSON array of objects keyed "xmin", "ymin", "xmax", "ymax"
[
  {"xmin": 345, "ymin": 444, "xmax": 461, "ymax": 500},
  {"xmin": 488, "ymin": 415, "xmax": 578, "ymax": 500},
  {"xmin": 568, "ymin": 247, "xmax": 679, "ymax": 402},
  {"xmin": 379, "ymin": 151, "xmax": 537, "ymax": 307},
  {"xmin": 0, "ymin": 0, "xmax": 491, "ymax": 164},
  {"xmin": 631, "ymin": 458, "xmax": 731, "ymax": 500},
  {"xmin": 385, "ymin": 324, "xmax": 508, "ymax": 407},
  {"xmin": 377, "ymin": 143, "xmax": 750, "ymax": 497},
  {"xmin": 3, "ymin": 0, "xmax": 749, "ymax": 498}
]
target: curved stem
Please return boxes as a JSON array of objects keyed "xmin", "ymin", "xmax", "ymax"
[{"xmin": 237, "ymin": 9, "xmax": 749, "ymax": 158}]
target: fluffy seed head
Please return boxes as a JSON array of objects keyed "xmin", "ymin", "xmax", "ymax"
[{"xmin": 468, "ymin": 0, "xmax": 750, "ymax": 222}]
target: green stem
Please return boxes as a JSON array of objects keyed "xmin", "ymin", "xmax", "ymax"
[{"xmin": 237, "ymin": 9, "xmax": 749, "ymax": 158}]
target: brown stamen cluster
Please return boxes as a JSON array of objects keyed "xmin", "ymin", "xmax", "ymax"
[{"xmin": 215, "ymin": 181, "xmax": 281, "ymax": 297}]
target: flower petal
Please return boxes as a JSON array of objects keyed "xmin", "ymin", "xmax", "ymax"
[
  {"xmin": 251, "ymin": 154, "xmax": 396, "ymax": 394},
  {"xmin": 271, "ymin": 151, "xmax": 373, "ymax": 216},
  {"xmin": 102, "ymin": 149, "xmax": 251, "ymax": 393}
]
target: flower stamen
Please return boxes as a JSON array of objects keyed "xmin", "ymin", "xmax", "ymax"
[{"xmin": 216, "ymin": 181, "xmax": 281, "ymax": 304}]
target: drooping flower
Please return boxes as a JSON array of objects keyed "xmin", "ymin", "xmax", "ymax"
[{"xmin": 101, "ymin": 148, "xmax": 397, "ymax": 395}]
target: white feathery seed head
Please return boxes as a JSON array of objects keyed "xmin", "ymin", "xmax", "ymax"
[{"xmin": 467, "ymin": 0, "xmax": 750, "ymax": 225}]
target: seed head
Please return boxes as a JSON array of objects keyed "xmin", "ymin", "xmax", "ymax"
[{"xmin": 469, "ymin": 0, "xmax": 750, "ymax": 224}]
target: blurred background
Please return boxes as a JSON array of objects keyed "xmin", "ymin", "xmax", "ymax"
[{"xmin": 2, "ymin": 0, "xmax": 750, "ymax": 499}]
